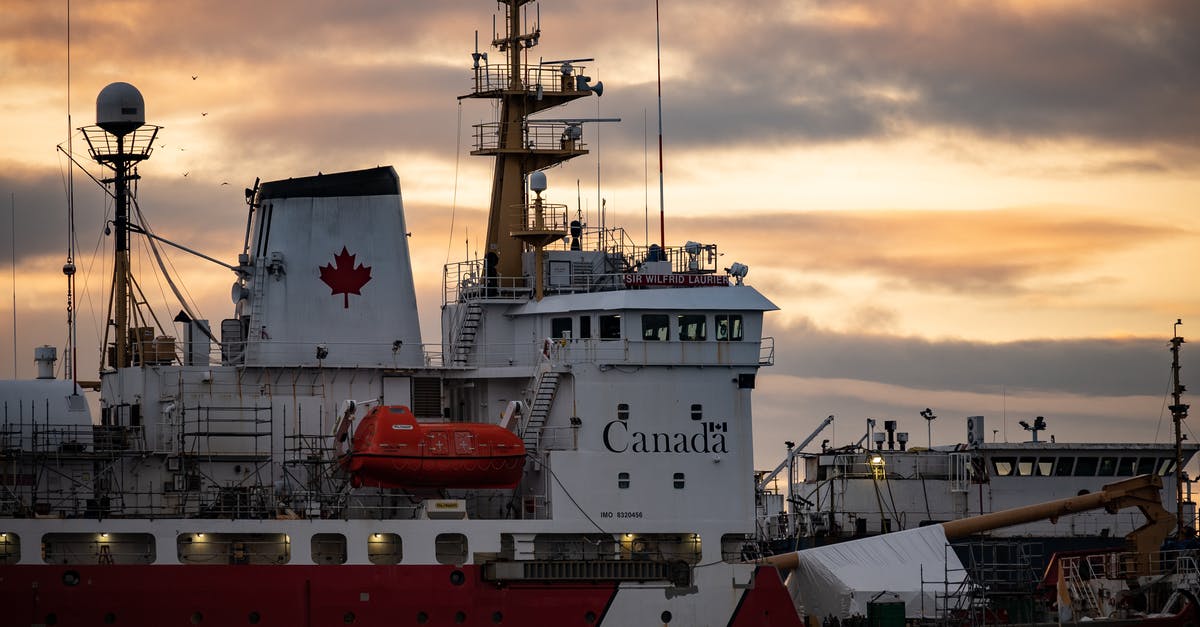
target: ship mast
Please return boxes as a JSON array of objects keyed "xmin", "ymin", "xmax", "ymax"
[
  {"xmin": 1169, "ymin": 319, "xmax": 1189, "ymax": 538},
  {"xmin": 81, "ymin": 83, "xmax": 158, "ymax": 370},
  {"xmin": 463, "ymin": 0, "xmax": 598, "ymax": 285}
]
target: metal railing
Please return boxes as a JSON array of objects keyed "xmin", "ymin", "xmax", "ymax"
[{"xmin": 468, "ymin": 62, "xmax": 588, "ymax": 96}]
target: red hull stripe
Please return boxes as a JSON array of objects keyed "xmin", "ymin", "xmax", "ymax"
[
  {"xmin": 727, "ymin": 566, "xmax": 804, "ymax": 627},
  {"xmin": 0, "ymin": 564, "xmax": 617, "ymax": 626}
]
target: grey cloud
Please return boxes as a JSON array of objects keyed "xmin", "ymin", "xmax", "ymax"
[{"xmin": 768, "ymin": 317, "xmax": 1174, "ymax": 398}]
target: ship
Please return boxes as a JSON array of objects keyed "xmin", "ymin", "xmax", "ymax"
[
  {"xmin": 0, "ymin": 2, "xmax": 801, "ymax": 625},
  {"xmin": 758, "ymin": 414, "xmax": 1197, "ymax": 552}
]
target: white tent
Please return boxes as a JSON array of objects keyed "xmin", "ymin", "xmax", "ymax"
[{"xmin": 784, "ymin": 525, "xmax": 971, "ymax": 620}]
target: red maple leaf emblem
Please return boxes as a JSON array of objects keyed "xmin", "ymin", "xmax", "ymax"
[{"xmin": 319, "ymin": 247, "xmax": 372, "ymax": 308}]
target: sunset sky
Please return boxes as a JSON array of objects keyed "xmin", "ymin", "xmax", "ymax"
[{"xmin": 1, "ymin": 0, "xmax": 1198, "ymax": 470}]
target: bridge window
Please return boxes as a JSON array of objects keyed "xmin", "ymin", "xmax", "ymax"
[
  {"xmin": 599, "ymin": 314, "xmax": 621, "ymax": 340},
  {"xmin": 1136, "ymin": 457, "xmax": 1156, "ymax": 476},
  {"xmin": 716, "ymin": 315, "xmax": 743, "ymax": 341},
  {"xmin": 1117, "ymin": 457, "xmax": 1137, "ymax": 476},
  {"xmin": 992, "ymin": 457, "xmax": 1015, "ymax": 476},
  {"xmin": 1074, "ymin": 457, "xmax": 1099, "ymax": 476},
  {"xmin": 642, "ymin": 314, "xmax": 670, "ymax": 341},
  {"xmin": 1016, "ymin": 457, "xmax": 1036, "ymax": 476},
  {"xmin": 1097, "ymin": 457, "xmax": 1118, "ymax": 477},
  {"xmin": 1054, "ymin": 457, "xmax": 1075, "ymax": 476},
  {"xmin": 1036, "ymin": 458, "xmax": 1053, "ymax": 476},
  {"xmin": 1157, "ymin": 458, "xmax": 1177, "ymax": 476},
  {"xmin": 677, "ymin": 314, "xmax": 706, "ymax": 341},
  {"xmin": 579, "ymin": 316, "xmax": 592, "ymax": 339},
  {"xmin": 551, "ymin": 317, "xmax": 572, "ymax": 339}
]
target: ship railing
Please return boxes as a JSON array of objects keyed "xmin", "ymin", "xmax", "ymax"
[
  {"xmin": 472, "ymin": 121, "xmax": 589, "ymax": 153},
  {"xmin": 468, "ymin": 62, "xmax": 591, "ymax": 97},
  {"xmin": 535, "ymin": 425, "xmax": 577, "ymax": 451},
  {"xmin": 759, "ymin": 336, "xmax": 774, "ymax": 366},
  {"xmin": 443, "ymin": 260, "xmax": 533, "ymax": 305},
  {"xmin": 1066, "ymin": 548, "xmax": 1200, "ymax": 581},
  {"xmin": 205, "ymin": 338, "xmax": 447, "ymax": 369}
]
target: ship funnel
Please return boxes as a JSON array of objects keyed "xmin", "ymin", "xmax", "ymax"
[
  {"xmin": 34, "ymin": 346, "xmax": 57, "ymax": 380},
  {"xmin": 95, "ymin": 82, "xmax": 145, "ymax": 136}
]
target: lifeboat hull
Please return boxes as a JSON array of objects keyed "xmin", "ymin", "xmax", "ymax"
[{"xmin": 340, "ymin": 405, "xmax": 526, "ymax": 489}]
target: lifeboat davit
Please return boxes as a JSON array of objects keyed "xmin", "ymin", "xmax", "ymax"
[{"xmin": 339, "ymin": 405, "xmax": 526, "ymax": 489}]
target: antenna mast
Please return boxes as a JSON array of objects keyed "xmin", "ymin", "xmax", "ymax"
[
  {"xmin": 654, "ymin": 0, "xmax": 666, "ymax": 250},
  {"xmin": 64, "ymin": 0, "xmax": 78, "ymax": 384},
  {"xmin": 1170, "ymin": 319, "xmax": 1190, "ymax": 538}
]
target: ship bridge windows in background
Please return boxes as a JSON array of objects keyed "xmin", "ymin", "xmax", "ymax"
[
  {"xmin": 642, "ymin": 314, "xmax": 670, "ymax": 341},
  {"xmin": 716, "ymin": 314, "xmax": 743, "ymax": 341},
  {"xmin": 551, "ymin": 317, "xmax": 572, "ymax": 339},
  {"xmin": 579, "ymin": 315, "xmax": 592, "ymax": 339},
  {"xmin": 992, "ymin": 454, "xmax": 1171, "ymax": 478},
  {"xmin": 677, "ymin": 314, "xmax": 706, "ymax": 341},
  {"xmin": 1074, "ymin": 457, "xmax": 1099, "ymax": 476},
  {"xmin": 599, "ymin": 314, "xmax": 621, "ymax": 339}
]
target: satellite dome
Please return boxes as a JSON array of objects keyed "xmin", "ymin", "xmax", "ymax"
[
  {"xmin": 530, "ymin": 170, "xmax": 547, "ymax": 193},
  {"xmin": 96, "ymin": 82, "xmax": 145, "ymax": 136}
]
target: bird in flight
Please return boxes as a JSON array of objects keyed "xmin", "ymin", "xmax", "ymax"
[
  {"xmin": 182, "ymin": 172, "xmax": 189, "ymax": 177},
  {"xmin": 192, "ymin": 75, "xmax": 198, "ymax": 80},
  {"xmin": 201, "ymin": 112, "xmax": 208, "ymax": 117},
  {"xmin": 221, "ymin": 182, "xmax": 230, "ymax": 186}
]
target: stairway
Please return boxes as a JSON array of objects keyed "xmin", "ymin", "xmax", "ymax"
[
  {"xmin": 451, "ymin": 303, "xmax": 483, "ymax": 366},
  {"xmin": 521, "ymin": 370, "xmax": 561, "ymax": 453}
]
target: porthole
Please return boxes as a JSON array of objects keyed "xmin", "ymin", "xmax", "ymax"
[
  {"xmin": 104, "ymin": 613, "xmax": 117, "ymax": 624},
  {"xmin": 190, "ymin": 611, "xmax": 203, "ymax": 624},
  {"xmin": 248, "ymin": 611, "xmax": 261, "ymax": 624},
  {"xmin": 62, "ymin": 570, "xmax": 80, "ymax": 586},
  {"xmin": 449, "ymin": 569, "xmax": 465, "ymax": 585},
  {"xmin": 492, "ymin": 611, "xmax": 503, "ymax": 623},
  {"xmin": 416, "ymin": 611, "xmax": 429, "ymax": 624},
  {"xmin": 455, "ymin": 611, "xmax": 467, "ymax": 623},
  {"xmin": 661, "ymin": 610, "xmax": 673, "ymax": 623},
  {"xmin": 343, "ymin": 611, "xmax": 356, "ymax": 624}
]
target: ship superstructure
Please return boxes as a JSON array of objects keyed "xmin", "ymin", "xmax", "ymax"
[{"xmin": 0, "ymin": 2, "xmax": 796, "ymax": 625}]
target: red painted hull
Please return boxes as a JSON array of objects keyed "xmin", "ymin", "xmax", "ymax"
[{"xmin": 0, "ymin": 564, "xmax": 800, "ymax": 626}]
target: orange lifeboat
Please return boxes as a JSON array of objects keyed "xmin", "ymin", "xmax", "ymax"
[{"xmin": 338, "ymin": 405, "xmax": 526, "ymax": 489}]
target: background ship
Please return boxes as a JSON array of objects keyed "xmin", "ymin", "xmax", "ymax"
[{"xmin": 0, "ymin": 2, "xmax": 797, "ymax": 625}]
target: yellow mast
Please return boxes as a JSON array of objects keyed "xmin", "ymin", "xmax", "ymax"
[{"xmin": 462, "ymin": 0, "xmax": 596, "ymax": 286}]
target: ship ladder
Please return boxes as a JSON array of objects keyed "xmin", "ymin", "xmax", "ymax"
[
  {"xmin": 452, "ymin": 303, "xmax": 483, "ymax": 366},
  {"xmin": 98, "ymin": 544, "xmax": 114, "ymax": 565},
  {"xmin": 521, "ymin": 370, "xmax": 561, "ymax": 453}
]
